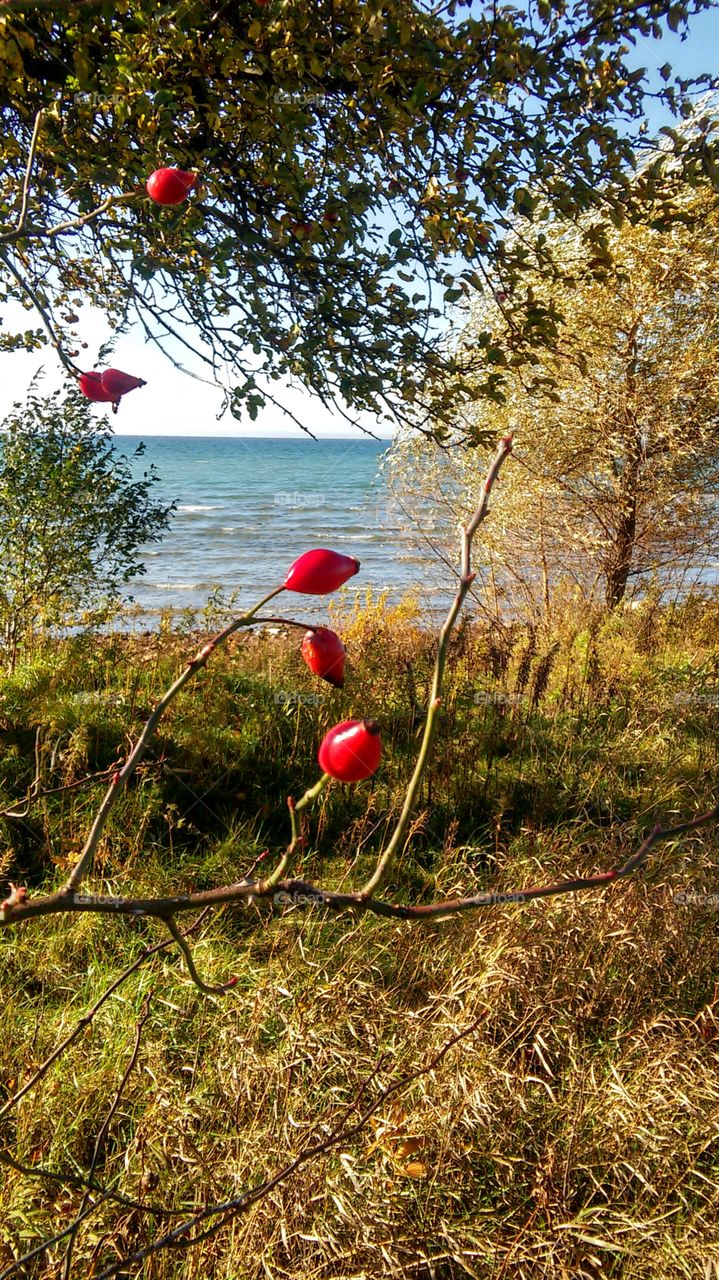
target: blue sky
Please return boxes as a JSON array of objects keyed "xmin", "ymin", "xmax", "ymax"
[{"xmin": 1, "ymin": 5, "xmax": 717, "ymax": 438}]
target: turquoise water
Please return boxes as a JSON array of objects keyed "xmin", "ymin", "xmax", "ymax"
[{"xmin": 113, "ymin": 435, "xmax": 453, "ymax": 622}]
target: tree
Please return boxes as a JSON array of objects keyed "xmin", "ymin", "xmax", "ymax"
[
  {"xmin": 0, "ymin": 0, "xmax": 718, "ymax": 437},
  {"xmin": 386, "ymin": 180, "xmax": 719, "ymax": 612},
  {"xmin": 0, "ymin": 384, "xmax": 173, "ymax": 665}
]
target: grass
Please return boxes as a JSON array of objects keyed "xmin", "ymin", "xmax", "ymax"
[{"xmin": 0, "ymin": 590, "xmax": 718, "ymax": 1278}]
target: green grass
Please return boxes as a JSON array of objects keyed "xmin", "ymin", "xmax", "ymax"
[{"xmin": 0, "ymin": 594, "xmax": 718, "ymax": 1278}]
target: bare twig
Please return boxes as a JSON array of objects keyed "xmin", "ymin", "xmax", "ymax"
[
  {"xmin": 0, "ymin": 1193, "xmax": 114, "ymax": 1280},
  {"xmin": 2, "ymin": 799, "xmax": 716, "ymax": 932},
  {"xmin": 164, "ymin": 916, "xmax": 238, "ymax": 995},
  {"xmin": 1, "ymin": 761, "xmax": 122, "ymax": 819},
  {"xmin": 10, "ymin": 110, "xmax": 42, "ymax": 242},
  {"xmin": 90, "ymin": 1013, "xmax": 487, "ymax": 1280},
  {"xmin": 60, "ymin": 993, "xmax": 153, "ymax": 1280},
  {"xmin": 63, "ymin": 585, "xmax": 286, "ymax": 892},
  {"xmin": 361, "ymin": 432, "xmax": 514, "ymax": 895},
  {"xmin": 0, "ymin": 912, "xmax": 209, "ymax": 1122},
  {"xmin": 0, "ymin": 247, "xmax": 80, "ymax": 375},
  {"xmin": 0, "ymin": 1148, "xmax": 188, "ymax": 1219}
]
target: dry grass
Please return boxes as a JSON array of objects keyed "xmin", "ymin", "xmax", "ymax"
[{"xmin": 0, "ymin": 596, "xmax": 718, "ymax": 1278}]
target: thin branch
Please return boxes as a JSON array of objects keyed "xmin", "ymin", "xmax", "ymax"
[
  {"xmin": 0, "ymin": 248, "xmax": 80, "ymax": 375},
  {"xmin": 0, "ymin": 912, "xmax": 209, "ymax": 1122},
  {"xmin": 1, "ymin": 799, "xmax": 717, "ymax": 931},
  {"xmin": 361, "ymin": 432, "xmax": 514, "ymax": 896},
  {"xmin": 7, "ymin": 110, "xmax": 43, "ymax": 242},
  {"xmin": 39, "ymin": 192, "xmax": 137, "ymax": 242},
  {"xmin": 0, "ymin": 1194, "xmax": 114, "ymax": 1280},
  {"xmin": 1, "ymin": 761, "xmax": 123, "ymax": 819},
  {"xmin": 164, "ymin": 916, "xmax": 238, "ymax": 995},
  {"xmin": 0, "ymin": 1149, "xmax": 188, "ymax": 1220},
  {"xmin": 63, "ymin": 585, "xmax": 286, "ymax": 892},
  {"xmin": 91, "ymin": 1013, "xmax": 487, "ymax": 1280},
  {"xmin": 257, "ymin": 772, "xmax": 330, "ymax": 893}
]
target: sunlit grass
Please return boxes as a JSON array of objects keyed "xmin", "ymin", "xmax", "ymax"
[{"xmin": 0, "ymin": 595, "xmax": 718, "ymax": 1277}]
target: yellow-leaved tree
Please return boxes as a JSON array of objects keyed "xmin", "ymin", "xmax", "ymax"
[{"xmin": 387, "ymin": 179, "xmax": 719, "ymax": 614}]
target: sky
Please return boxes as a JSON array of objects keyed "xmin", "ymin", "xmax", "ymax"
[{"xmin": 1, "ymin": 4, "xmax": 717, "ymax": 438}]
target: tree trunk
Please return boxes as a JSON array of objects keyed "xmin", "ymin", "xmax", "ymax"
[{"xmin": 605, "ymin": 487, "xmax": 637, "ymax": 609}]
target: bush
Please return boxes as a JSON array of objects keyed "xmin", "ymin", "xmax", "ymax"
[{"xmin": 0, "ymin": 382, "xmax": 173, "ymax": 668}]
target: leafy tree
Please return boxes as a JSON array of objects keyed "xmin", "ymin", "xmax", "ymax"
[
  {"xmin": 387, "ymin": 181, "xmax": 719, "ymax": 612},
  {"xmin": 0, "ymin": 0, "xmax": 718, "ymax": 437},
  {"xmin": 0, "ymin": 384, "xmax": 173, "ymax": 665}
]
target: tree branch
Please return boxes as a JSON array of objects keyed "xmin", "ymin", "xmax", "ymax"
[
  {"xmin": 62, "ymin": 584, "xmax": 286, "ymax": 892},
  {"xmin": 90, "ymin": 1012, "xmax": 488, "ymax": 1280},
  {"xmin": 361, "ymin": 432, "xmax": 514, "ymax": 895}
]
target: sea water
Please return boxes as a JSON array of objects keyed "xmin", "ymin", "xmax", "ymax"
[{"xmin": 113, "ymin": 435, "xmax": 455, "ymax": 624}]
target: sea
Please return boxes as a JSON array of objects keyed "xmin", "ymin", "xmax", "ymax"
[{"xmin": 113, "ymin": 435, "xmax": 454, "ymax": 626}]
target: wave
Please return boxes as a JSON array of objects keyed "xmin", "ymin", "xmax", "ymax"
[
  {"xmin": 176, "ymin": 504, "xmax": 224, "ymax": 513},
  {"xmin": 146, "ymin": 582, "xmax": 218, "ymax": 590}
]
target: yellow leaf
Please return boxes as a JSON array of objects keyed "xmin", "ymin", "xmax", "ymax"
[
  {"xmin": 395, "ymin": 1137, "xmax": 425, "ymax": 1158},
  {"xmin": 248, "ymin": 20, "xmax": 262, "ymax": 41},
  {"xmin": 402, "ymin": 1160, "xmax": 427, "ymax": 1178}
]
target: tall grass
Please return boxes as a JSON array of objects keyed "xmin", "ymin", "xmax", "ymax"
[{"xmin": 0, "ymin": 593, "xmax": 718, "ymax": 1278}]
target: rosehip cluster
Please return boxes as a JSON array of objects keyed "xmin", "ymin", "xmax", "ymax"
[{"xmin": 282, "ymin": 550, "xmax": 382, "ymax": 783}]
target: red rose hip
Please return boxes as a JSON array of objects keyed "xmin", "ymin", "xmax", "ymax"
[
  {"xmin": 284, "ymin": 549, "xmax": 360, "ymax": 594},
  {"xmin": 318, "ymin": 718, "xmax": 381, "ymax": 782},
  {"xmin": 79, "ymin": 372, "xmax": 115, "ymax": 403},
  {"xmin": 301, "ymin": 627, "xmax": 346, "ymax": 688},
  {"xmin": 146, "ymin": 167, "xmax": 197, "ymax": 206},
  {"xmin": 100, "ymin": 369, "xmax": 147, "ymax": 398}
]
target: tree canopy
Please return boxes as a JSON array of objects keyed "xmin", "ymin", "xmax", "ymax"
[
  {"xmin": 1, "ymin": 0, "xmax": 718, "ymax": 435},
  {"xmin": 0, "ymin": 384, "xmax": 172, "ymax": 665},
  {"xmin": 387, "ymin": 178, "xmax": 719, "ymax": 611}
]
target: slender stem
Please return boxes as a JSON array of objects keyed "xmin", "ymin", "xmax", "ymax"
[
  {"xmin": 63, "ymin": 586, "xmax": 286, "ymax": 891},
  {"xmin": 41, "ymin": 192, "xmax": 137, "ymax": 241},
  {"xmin": 0, "ymin": 247, "xmax": 80, "ymax": 375},
  {"xmin": 164, "ymin": 917, "xmax": 237, "ymax": 995},
  {"xmin": 361, "ymin": 434, "xmax": 513, "ymax": 896},
  {"xmin": 14, "ymin": 110, "xmax": 43, "ymax": 241},
  {"xmin": 258, "ymin": 773, "xmax": 330, "ymax": 893}
]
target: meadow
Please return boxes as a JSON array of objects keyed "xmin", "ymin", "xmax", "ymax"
[{"xmin": 0, "ymin": 590, "xmax": 718, "ymax": 1279}]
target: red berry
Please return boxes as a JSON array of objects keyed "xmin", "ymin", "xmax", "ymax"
[
  {"xmin": 100, "ymin": 368, "xmax": 147, "ymax": 398},
  {"xmin": 146, "ymin": 167, "xmax": 197, "ymax": 206},
  {"xmin": 301, "ymin": 627, "xmax": 346, "ymax": 688},
  {"xmin": 318, "ymin": 719, "xmax": 382, "ymax": 782},
  {"xmin": 79, "ymin": 371, "xmax": 115, "ymax": 403},
  {"xmin": 284, "ymin": 549, "xmax": 360, "ymax": 595}
]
